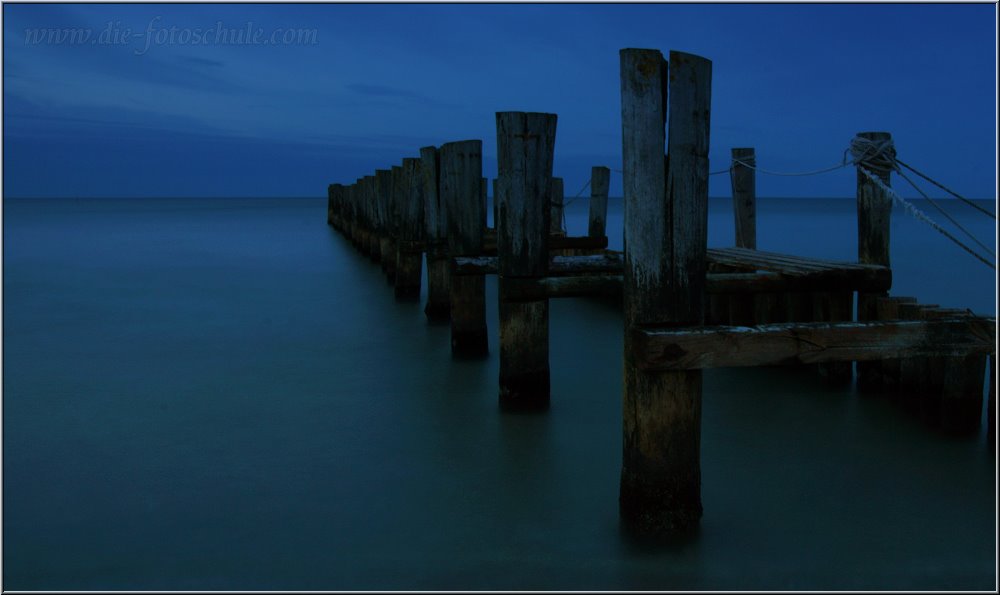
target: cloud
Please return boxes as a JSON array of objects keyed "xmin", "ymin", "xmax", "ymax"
[{"xmin": 345, "ymin": 83, "xmax": 459, "ymax": 109}]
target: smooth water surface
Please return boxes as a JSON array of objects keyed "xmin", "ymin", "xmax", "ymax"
[{"xmin": 3, "ymin": 197, "xmax": 995, "ymax": 590}]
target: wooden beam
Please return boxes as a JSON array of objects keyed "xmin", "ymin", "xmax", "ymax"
[{"xmin": 632, "ymin": 318, "xmax": 996, "ymax": 371}]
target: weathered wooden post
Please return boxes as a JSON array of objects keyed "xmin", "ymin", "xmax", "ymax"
[
  {"xmin": 988, "ymin": 356, "xmax": 996, "ymax": 447},
  {"xmin": 481, "ymin": 178, "xmax": 489, "ymax": 229},
  {"xmin": 813, "ymin": 291, "xmax": 854, "ymax": 384},
  {"xmin": 492, "ymin": 178, "xmax": 500, "ymax": 231},
  {"xmin": 356, "ymin": 179, "xmax": 369, "ymax": 253},
  {"xmin": 365, "ymin": 175, "xmax": 380, "ymax": 261},
  {"xmin": 855, "ymin": 131, "xmax": 895, "ymax": 391},
  {"xmin": 349, "ymin": 182, "xmax": 361, "ymax": 247},
  {"xmin": 384, "ymin": 165, "xmax": 403, "ymax": 283},
  {"xmin": 873, "ymin": 296, "xmax": 917, "ymax": 390},
  {"xmin": 375, "ymin": 170, "xmax": 395, "ymax": 276},
  {"xmin": 731, "ymin": 147, "xmax": 756, "ymax": 250},
  {"xmin": 939, "ymin": 318, "xmax": 987, "ymax": 435},
  {"xmin": 496, "ymin": 111, "xmax": 557, "ymax": 411},
  {"xmin": 549, "ymin": 177, "xmax": 564, "ymax": 235},
  {"xmin": 394, "ymin": 157, "xmax": 424, "ymax": 300},
  {"xmin": 620, "ymin": 48, "xmax": 711, "ymax": 535},
  {"xmin": 327, "ymin": 184, "xmax": 336, "ymax": 227},
  {"xmin": 441, "ymin": 140, "xmax": 488, "ymax": 356},
  {"xmin": 421, "ymin": 146, "xmax": 450, "ymax": 321},
  {"xmin": 897, "ymin": 300, "xmax": 928, "ymax": 412},
  {"xmin": 588, "ymin": 166, "xmax": 610, "ymax": 238}
]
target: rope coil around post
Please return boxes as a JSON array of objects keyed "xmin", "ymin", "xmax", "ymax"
[{"xmin": 849, "ymin": 135, "xmax": 898, "ymax": 177}]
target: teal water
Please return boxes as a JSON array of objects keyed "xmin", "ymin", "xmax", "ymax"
[{"xmin": 2, "ymin": 196, "xmax": 996, "ymax": 590}]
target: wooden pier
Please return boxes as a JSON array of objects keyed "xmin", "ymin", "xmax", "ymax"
[{"xmin": 327, "ymin": 47, "xmax": 996, "ymax": 537}]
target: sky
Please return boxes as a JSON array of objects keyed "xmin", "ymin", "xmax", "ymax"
[{"xmin": 1, "ymin": 2, "xmax": 997, "ymax": 199}]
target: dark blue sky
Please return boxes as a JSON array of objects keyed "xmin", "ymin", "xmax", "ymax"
[{"xmin": 2, "ymin": 3, "xmax": 996, "ymax": 198}]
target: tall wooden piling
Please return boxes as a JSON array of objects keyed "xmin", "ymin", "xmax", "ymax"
[
  {"xmin": 855, "ymin": 131, "xmax": 894, "ymax": 391},
  {"xmin": 550, "ymin": 177, "xmax": 564, "ymax": 235},
  {"xmin": 421, "ymin": 146, "xmax": 450, "ymax": 321},
  {"xmin": 496, "ymin": 111, "xmax": 557, "ymax": 411},
  {"xmin": 588, "ymin": 166, "xmax": 610, "ymax": 238},
  {"xmin": 394, "ymin": 158, "xmax": 424, "ymax": 301},
  {"xmin": 620, "ymin": 48, "xmax": 711, "ymax": 535},
  {"xmin": 441, "ymin": 140, "xmax": 488, "ymax": 357}
]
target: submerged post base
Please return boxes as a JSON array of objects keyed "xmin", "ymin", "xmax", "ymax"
[
  {"xmin": 451, "ymin": 329, "xmax": 489, "ymax": 358},
  {"xmin": 424, "ymin": 301, "xmax": 450, "ymax": 322},
  {"xmin": 619, "ymin": 470, "xmax": 702, "ymax": 537},
  {"xmin": 499, "ymin": 369, "xmax": 550, "ymax": 411}
]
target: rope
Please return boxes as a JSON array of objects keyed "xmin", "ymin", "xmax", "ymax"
[
  {"xmin": 896, "ymin": 158, "xmax": 996, "ymax": 220},
  {"xmin": 731, "ymin": 159, "xmax": 851, "ymax": 177},
  {"xmin": 857, "ymin": 165, "xmax": 995, "ymax": 270},
  {"xmin": 549, "ymin": 178, "xmax": 593, "ymax": 233},
  {"xmin": 895, "ymin": 166, "xmax": 995, "ymax": 259}
]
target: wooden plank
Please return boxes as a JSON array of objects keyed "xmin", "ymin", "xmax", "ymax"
[
  {"xmin": 440, "ymin": 140, "xmax": 487, "ymax": 356},
  {"xmin": 731, "ymin": 147, "xmax": 756, "ymax": 250},
  {"xmin": 589, "ymin": 166, "xmax": 610, "ymax": 238},
  {"xmin": 496, "ymin": 111, "xmax": 557, "ymax": 410},
  {"xmin": 708, "ymin": 247, "xmax": 889, "ymax": 274},
  {"xmin": 633, "ymin": 318, "xmax": 996, "ymax": 371}
]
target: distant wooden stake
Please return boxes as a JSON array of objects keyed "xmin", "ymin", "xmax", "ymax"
[
  {"xmin": 441, "ymin": 140, "xmax": 488, "ymax": 357},
  {"xmin": 730, "ymin": 147, "xmax": 756, "ymax": 250},
  {"xmin": 856, "ymin": 131, "xmax": 894, "ymax": 391},
  {"xmin": 620, "ymin": 48, "xmax": 711, "ymax": 535},
  {"xmin": 365, "ymin": 175, "xmax": 380, "ymax": 262},
  {"xmin": 394, "ymin": 158, "xmax": 424, "ymax": 301},
  {"xmin": 385, "ymin": 166, "xmax": 402, "ymax": 283},
  {"xmin": 375, "ymin": 170, "xmax": 394, "ymax": 276},
  {"xmin": 589, "ymin": 166, "xmax": 611, "ymax": 238},
  {"xmin": 496, "ymin": 111, "xmax": 557, "ymax": 411}
]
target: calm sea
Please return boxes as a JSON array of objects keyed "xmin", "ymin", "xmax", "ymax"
[{"xmin": 2, "ymin": 196, "xmax": 996, "ymax": 590}]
